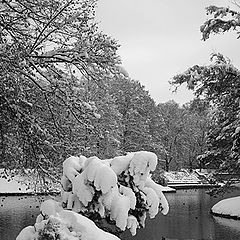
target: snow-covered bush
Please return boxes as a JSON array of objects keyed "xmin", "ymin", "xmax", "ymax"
[
  {"xmin": 17, "ymin": 151, "xmax": 169, "ymax": 240},
  {"xmin": 17, "ymin": 199, "xmax": 120, "ymax": 240}
]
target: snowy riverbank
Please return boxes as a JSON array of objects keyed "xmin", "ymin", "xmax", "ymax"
[
  {"xmin": 163, "ymin": 169, "xmax": 220, "ymax": 189},
  {"xmin": 0, "ymin": 169, "xmax": 60, "ymax": 195},
  {"xmin": 0, "ymin": 168, "xmax": 223, "ymax": 195},
  {"xmin": 0, "ymin": 169, "xmax": 175, "ymax": 195}
]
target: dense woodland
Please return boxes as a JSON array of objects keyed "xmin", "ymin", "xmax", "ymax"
[{"xmin": 0, "ymin": 0, "xmax": 240, "ymax": 182}]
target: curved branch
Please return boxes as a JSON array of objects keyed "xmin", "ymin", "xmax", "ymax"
[{"xmin": 30, "ymin": 0, "xmax": 74, "ymax": 53}]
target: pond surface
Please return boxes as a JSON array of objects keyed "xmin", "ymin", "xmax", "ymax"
[
  {"xmin": 1, "ymin": 189, "xmax": 240, "ymax": 240},
  {"xmin": 122, "ymin": 188, "xmax": 240, "ymax": 240}
]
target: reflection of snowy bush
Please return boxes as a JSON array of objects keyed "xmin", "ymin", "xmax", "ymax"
[
  {"xmin": 61, "ymin": 151, "xmax": 169, "ymax": 236},
  {"xmin": 17, "ymin": 151, "xmax": 169, "ymax": 240}
]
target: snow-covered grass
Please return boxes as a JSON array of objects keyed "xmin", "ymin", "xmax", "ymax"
[{"xmin": 211, "ymin": 196, "xmax": 240, "ymax": 219}]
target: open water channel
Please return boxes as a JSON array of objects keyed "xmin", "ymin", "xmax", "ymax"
[{"xmin": 0, "ymin": 188, "xmax": 240, "ymax": 240}]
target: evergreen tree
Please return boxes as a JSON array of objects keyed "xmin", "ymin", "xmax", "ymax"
[
  {"xmin": 170, "ymin": 2, "xmax": 240, "ymax": 177},
  {"xmin": 172, "ymin": 54, "xmax": 240, "ymax": 175}
]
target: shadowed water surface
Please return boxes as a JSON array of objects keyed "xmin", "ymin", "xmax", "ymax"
[
  {"xmin": 1, "ymin": 189, "xmax": 240, "ymax": 240},
  {"xmin": 122, "ymin": 188, "xmax": 240, "ymax": 240}
]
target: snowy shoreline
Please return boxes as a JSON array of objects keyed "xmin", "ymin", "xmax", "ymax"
[
  {"xmin": 167, "ymin": 183, "xmax": 220, "ymax": 189},
  {"xmin": 0, "ymin": 176, "xmax": 176, "ymax": 195},
  {"xmin": 0, "ymin": 191, "xmax": 60, "ymax": 196},
  {"xmin": 0, "ymin": 175, "xmax": 223, "ymax": 196},
  {"xmin": 0, "ymin": 168, "xmax": 223, "ymax": 196}
]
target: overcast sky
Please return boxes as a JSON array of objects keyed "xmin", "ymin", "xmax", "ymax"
[{"xmin": 96, "ymin": 0, "xmax": 240, "ymax": 105}]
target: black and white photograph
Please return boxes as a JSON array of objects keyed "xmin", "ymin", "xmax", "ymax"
[{"xmin": 0, "ymin": 0, "xmax": 240, "ymax": 239}]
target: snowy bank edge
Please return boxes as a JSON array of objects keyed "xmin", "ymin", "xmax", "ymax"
[{"xmin": 211, "ymin": 196, "xmax": 240, "ymax": 220}]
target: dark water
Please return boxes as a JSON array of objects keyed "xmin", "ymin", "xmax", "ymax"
[
  {"xmin": 1, "ymin": 189, "xmax": 240, "ymax": 240},
  {"xmin": 0, "ymin": 195, "xmax": 50, "ymax": 239},
  {"xmin": 122, "ymin": 189, "xmax": 240, "ymax": 240}
]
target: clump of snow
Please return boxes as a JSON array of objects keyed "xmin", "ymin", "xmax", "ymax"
[
  {"xmin": 212, "ymin": 196, "xmax": 240, "ymax": 218},
  {"xmin": 145, "ymin": 177, "xmax": 169, "ymax": 215},
  {"xmin": 63, "ymin": 156, "xmax": 86, "ymax": 182},
  {"xmin": 119, "ymin": 185, "xmax": 136, "ymax": 209},
  {"xmin": 110, "ymin": 153, "xmax": 134, "ymax": 175},
  {"xmin": 129, "ymin": 151, "xmax": 157, "ymax": 189},
  {"xmin": 110, "ymin": 194, "xmax": 131, "ymax": 230},
  {"xmin": 117, "ymin": 65, "xmax": 129, "ymax": 77},
  {"xmin": 127, "ymin": 215, "xmax": 139, "ymax": 236},
  {"xmin": 143, "ymin": 187, "xmax": 159, "ymax": 218},
  {"xmin": 16, "ymin": 226, "xmax": 36, "ymax": 240},
  {"xmin": 40, "ymin": 199, "xmax": 62, "ymax": 217},
  {"xmin": 17, "ymin": 151, "xmax": 169, "ymax": 239}
]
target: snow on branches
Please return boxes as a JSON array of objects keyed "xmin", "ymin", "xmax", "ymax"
[
  {"xmin": 61, "ymin": 151, "xmax": 169, "ymax": 235},
  {"xmin": 201, "ymin": 5, "xmax": 240, "ymax": 40},
  {"xmin": 0, "ymin": 0, "xmax": 122, "ymax": 171},
  {"xmin": 17, "ymin": 151, "xmax": 169, "ymax": 240}
]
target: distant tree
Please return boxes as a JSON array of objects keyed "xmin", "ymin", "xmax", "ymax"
[
  {"xmin": 109, "ymin": 77, "xmax": 156, "ymax": 154},
  {"xmin": 0, "ymin": 0, "xmax": 121, "ymax": 179},
  {"xmin": 151, "ymin": 99, "xmax": 209, "ymax": 174},
  {"xmin": 154, "ymin": 101, "xmax": 187, "ymax": 172},
  {"xmin": 182, "ymin": 99, "xmax": 209, "ymax": 171},
  {"xmin": 78, "ymin": 76, "xmax": 122, "ymax": 159}
]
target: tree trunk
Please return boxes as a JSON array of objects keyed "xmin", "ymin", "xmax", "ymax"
[
  {"xmin": 165, "ymin": 161, "xmax": 169, "ymax": 172},
  {"xmin": 0, "ymin": 123, "xmax": 5, "ymax": 165}
]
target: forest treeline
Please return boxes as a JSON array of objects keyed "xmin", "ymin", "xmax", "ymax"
[{"xmin": 0, "ymin": 0, "xmax": 239, "ymax": 181}]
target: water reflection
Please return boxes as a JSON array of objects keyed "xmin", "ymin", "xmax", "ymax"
[
  {"xmin": 122, "ymin": 189, "xmax": 240, "ymax": 240},
  {"xmin": 0, "ymin": 189, "xmax": 240, "ymax": 240},
  {"xmin": 213, "ymin": 216, "xmax": 240, "ymax": 240},
  {"xmin": 0, "ymin": 196, "xmax": 48, "ymax": 240}
]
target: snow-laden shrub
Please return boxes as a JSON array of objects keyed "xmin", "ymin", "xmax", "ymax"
[
  {"xmin": 17, "ymin": 199, "xmax": 120, "ymax": 240},
  {"xmin": 17, "ymin": 151, "xmax": 169, "ymax": 240},
  {"xmin": 61, "ymin": 151, "xmax": 169, "ymax": 235}
]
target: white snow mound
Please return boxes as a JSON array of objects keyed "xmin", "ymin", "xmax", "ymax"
[
  {"xmin": 17, "ymin": 200, "xmax": 120, "ymax": 240},
  {"xmin": 212, "ymin": 196, "xmax": 240, "ymax": 218}
]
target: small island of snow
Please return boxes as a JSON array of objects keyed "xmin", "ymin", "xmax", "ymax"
[{"xmin": 211, "ymin": 196, "xmax": 240, "ymax": 219}]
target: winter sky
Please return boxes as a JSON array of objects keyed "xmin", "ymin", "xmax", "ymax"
[{"xmin": 96, "ymin": 0, "xmax": 240, "ymax": 105}]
